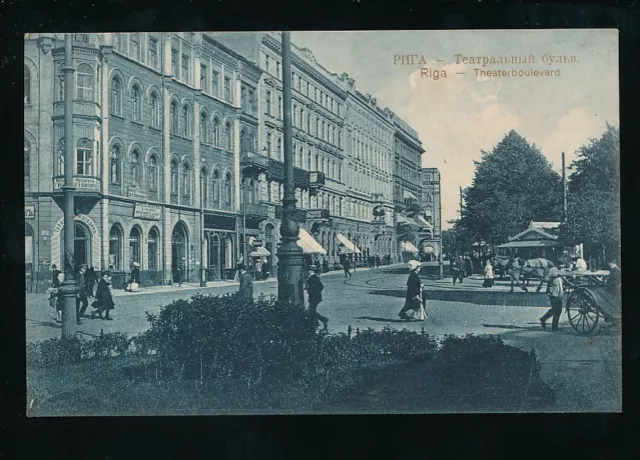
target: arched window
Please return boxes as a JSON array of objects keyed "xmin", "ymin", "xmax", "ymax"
[
  {"xmin": 150, "ymin": 92, "xmax": 160, "ymax": 128},
  {"xmin": 110, "ymin": 77, "xmax": 122, "ymax": 115},
  {"xmin": 181, "ymin": 105, "xmax": 191, "ymax": 137},
  {"xmin": 240, "ymin": 129, "xmax": 247, "ymax": 155},
  {"xmin": 24, "ymin": 65, "xmax": 31, "ymax": 104},
  {"xmin": 248, "ymin": 133, "xmax": 255, "ymax": 153},
  {"xmin": 212, "ymin": 117, "xmax": 220, "ymax": 146},
  {"xmin": 182, "ymin": 163, "xmax": 191, "ymax": 197},
  {"xmin": 170, "ymin": 101, "xmax": 179, "ymax": 134},
  {"xmin": 131, "ymin": 85, "xmax": 142, "ymax": 121},
  {"xmin": 109, "ymin": 225, "xmax": 123, "ymax": 270},
  {"xmin": 200, "ymin": 112, "xmax": 208, "ymax": 144},
  {"xmin": 110, "ymin": 144, "xmax": 121, "ymax": 183},
  {"xmin": 76, "ymin": 138, "xmax": 93, "ymax": 175},
  {"xmin": 57, "ymin": 139, "xmax": 65, "ymax": 176},
  {"xmin": 57, "ymin": 65, "xmax": 65, "ymax": 102},
  {"xmin": 170, "ymin": 160, "xmax": 178, "ymax": 195},
  {"xmin": 224, "ymin": 173, "xmax": 232, "ymax": 205},
  {"xmin": 129, "ymin": 227, "xmax": 141, "ymax": 267},
  {"xmin": 24, "ymin": 140, "xmax": 31, "ymax": 190},
  {"xmin": 277, "ymin": 137, "xmax": 282, "ymax": 160},
  {"xmin": 213, "ymin": 170, "xmax": 220, "ymax": 205},
  {"xmin": 149, "ymin": 155, "xmax": 158, "ymax": 191},
  {"xmin": 148, "ymin": 227, "xmax": 159, "ymax": 271},
  {"xmin": 224, "ymin": 122, "xmax": 233, "ymax": 151},
  {"xmin": 131, "ymin": 150, "xmax": 141, "ymax": 187},
  {"xmin": 200, "ymin": 168, "xmax": 208, "ymax": 208},
  {"xmin": 76, "ymin": 64, "xmax": 94, "ymax": 101}
]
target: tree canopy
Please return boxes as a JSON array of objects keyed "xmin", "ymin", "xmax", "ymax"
[
  {"xmin": 457, "ymin": 130, "xmax": 563, "ymax": 246},
  {"xmin": 558, "ymin": 124, "xmax": 620, "ymax": 265}
]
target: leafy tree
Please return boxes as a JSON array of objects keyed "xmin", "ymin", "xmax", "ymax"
[
  {"xmin": 558, "ymin": 125, "xmax": 620, "ymax": 267},
  {"xmin": 458, "ymin": 130, "xmax": 563, "ymax": 246}
]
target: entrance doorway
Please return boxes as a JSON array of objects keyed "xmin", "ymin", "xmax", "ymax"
[
  {"xmin": 172, "ymin": 223, "xmax": 188, "ymax": 282},
  {"xmin": 208, "ymin": 233, "xmax": 221, "ymax": 280}
]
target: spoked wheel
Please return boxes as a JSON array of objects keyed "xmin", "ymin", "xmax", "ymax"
[{"xmin": 566, "ymin": 287, "xmax": 600, "ymax": 334}]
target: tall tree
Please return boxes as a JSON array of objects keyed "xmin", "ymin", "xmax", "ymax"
[
  {"xmin": 459, "ymin": 130, "xmax": 563, "ymax": 246},
  {"xmin": 559, "ymin": 125, "xmax": 620, "ymax": 266}
]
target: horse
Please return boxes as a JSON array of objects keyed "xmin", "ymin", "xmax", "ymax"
[{"xmin": 507, "ymin": 258, "xmax": 555, "ymax": 293}]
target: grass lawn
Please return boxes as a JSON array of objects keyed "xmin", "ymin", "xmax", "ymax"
[{"xmin": 27, "ymin": 354, "xmax": 555, "ymax": 416}]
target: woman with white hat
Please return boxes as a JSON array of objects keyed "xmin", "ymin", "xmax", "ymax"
[
  {"xmin": 126, "ymin": 262, "xmax": 141, "ymax": 292},
  {"xmin": 398, "ymin": 260, "xmax": 427, "ymax": 321}
]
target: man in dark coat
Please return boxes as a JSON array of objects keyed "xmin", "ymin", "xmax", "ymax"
[
  {"xmin": 237, "ymin": 263, "xmax": 254, "ymax": 305},
  {"xmin": 51, "ymin": 264, "xmax": 61, "ymax": 288},
  {"xmin": 399, "ymin": 260, "xmax": 424, "ymax": 320},
  {"xmin": 306, "ymin": 265, "xmax": 328, "ymax": 330},
  {"xmin": 85, "ymin": 267, "xmax": 96, "ymax": 298},
  {"xmin": 375, "ymin": 255, "xmax": 381, "ymax": 268},
  {"xmin": 92, "ymin": 272, "xmax": 115, "ymax": 320},
  {"xmin": 342, "ymin": 256, "xmax": 352, "ymax": 278},
  {"xmin": 76, "ymin": 264, "xmax": 89, "ymax": 325}
]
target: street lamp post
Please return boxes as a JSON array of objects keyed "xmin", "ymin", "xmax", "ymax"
[
  {"xmin": 200, "ymin": 185, "xmax": 206, "ymax": 287},
  {"xmin": 277, "ymin": 31, "xmax": 305, "ymax": 308},
  {"xmin": 437, "ymin": 177, "xmax": 443, "ymax": 279},
  {"xmin": 60, "ymin": 34, "xmax": 78, "ymax": 337}
]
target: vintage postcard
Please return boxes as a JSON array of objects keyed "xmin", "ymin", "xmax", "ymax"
[{"xmin": 25, "ymin": 30, "xmax": 620, "ymax": 415}]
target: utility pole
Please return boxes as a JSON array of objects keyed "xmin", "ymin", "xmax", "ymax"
[
  {"xmin": 60, "ymin": 34, "xmax": 78, "ymax": 337},
  {"xmin": 562, "ymin": 151, "xmax": 567, "ymax": 223},
  {"xmin": 277, "ymin": 31, "xmax": 305, "ymax": 308},
  {"xmin": 438, "ymin": 175, "xmax": 443, "ymax": 279},
  {"xmin": 200, "ymin": 184, "xmax": 206, "ymax": 287}
]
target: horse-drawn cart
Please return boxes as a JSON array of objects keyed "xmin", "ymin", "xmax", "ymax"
[{"xmin": 560, "ymin": 269, "xmax": 620, "ymax": 334}]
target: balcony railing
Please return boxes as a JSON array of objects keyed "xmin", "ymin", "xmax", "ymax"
[
  {"xmin": 309, "ymin": 171, "xmax": 326, "ymax": 187},
  {"xmin": 241, "ymin": 202, "xmax": 269, "ymax": 218},
  {"xmin": 306, "ymin": 208, "xmax": 330, "ymax": 220},
  {"xmin": 267, "ymin": 159, "xmax": 310, "ymax": 188},
  {"xmin": 275, "ymin": 205, "xmax": 307, "ymax": 223},
  {"xmin": 240, "ymin": 152, "xmax": 270, "ymax": 170}
]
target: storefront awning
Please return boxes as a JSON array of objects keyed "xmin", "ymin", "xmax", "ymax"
[
  {"xmin": 401, "ymin": 241, "xmax": 420, "ymax": 253},
  {"xmin": 403, "ymin": 190, "xmax": 418, "ymax": 200},
  {"xmin": 279, "ymin": 227, "xmax": 327, "ymax": 255},
  {"xmin": 416, "ymin": 216, "xmax": 432, "ymax": 228},
  {"xmin": 250, "ymin": 246, "xmax": 271, "ymax": 257},
  {"xmin": 397, "ymin": 214, "xmax": 419, "ymax": 227},
  {"xmin": 497, "ymin": 240, "xmax": 559, "ymax": 249},
  {"xmin": 335, "ymin": 233, "xmax": 362, "ymax": 254}
]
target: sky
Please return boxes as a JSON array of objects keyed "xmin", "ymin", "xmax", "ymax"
[{"xmin": 292, "ymin": 30, "xmax": 619, "ymax": 229}]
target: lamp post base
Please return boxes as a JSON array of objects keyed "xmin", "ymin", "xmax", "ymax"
[
  {"xmin": 277, "ymin": 244, "xmax": 305, "ymax": 308},
  {"xmin": 59, "ymin": 280, "xmax": 77, "ymax": 338}
]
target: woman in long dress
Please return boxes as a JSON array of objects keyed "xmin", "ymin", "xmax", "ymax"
[
  {"xmin": 483, "ymin": 259, "xmax": 494, "ymax": 288},
  {"xmin": 92, "ymin": 272, "xmax": 115, "ymax": 320}
]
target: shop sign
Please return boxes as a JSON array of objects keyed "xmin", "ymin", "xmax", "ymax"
[
  {"xmin": 53, "ymin": 177, "xmax": 99, "ymax": 190},
  {"xmin": 25, "ymin": 206, "xmax": 35, "ymax": 219},
  {"xmin": 128, "ymin": 188, "xmax": 149, "ymax": 201},
  {"xmin": 133, "ymin": 203, "xmax": 161, "ymax": 220}
]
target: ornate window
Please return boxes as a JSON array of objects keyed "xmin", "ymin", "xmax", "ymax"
[
  {"xmin": 130, "ymin": 33, "xmax": 141, "ymax": 61},
  {"xmin": 224, "ymin": 173, "xmax": 232, "ymax": 205},
  {"xmin": 148, "ymin": 228, "xmax": 159, "ymax": 270},
  {"xmin": 211, "ymin": 70, "xmax": 219, "ymax": 97},
  {"xmin": 109, "ymin": 225, "xmax": 123, "ymax": 270},
  {"xmin": 212, "ymin": 170, "xmax": 220, "ymax": 205},
  {"xmin": 170, "ymin": 160, "xmax": 178, "ymax": 195},
  {"xmin": 200, "ymin": 168, "xmax": 208, "ymax": 208},
  {"xmin": 240, "ymin": 129, "xmax": 247, "ymax": 155},
  {"xmin": 149, "ymin": 155, "xmax": 158, "ymax": 191},
  {"xmin": 131, "ymin": 150, "xmax": 141, "ymax": 187},
  {"xmin": 171, "ymin": 48, "xmax": 178, "ymax": 75},
  {"xmin": 182, "ymin": 163, "xmax": 191, "ymax": 198},
  {"xmin": 110, "ymin": 144, "xmax": 120, "ymax": 183},
  {"xmin": 181, "ymin": 105, "xmax": 191, "ymax": 137},
  {"xmin": 170, "ymin": 101, "xmax": 179, "ymax": 134},
  {"xmin": 148, "ymin": 37, "xmax": 159, "ymax": 69},
  {"xmin": 224, "ymin": 122, "xmax": 233, "ymax": 151},
  {"xmin": 200, "ymin": 64, "xmax": 207, "ymax": 92},
  {"xmin": 76, "ymin": 138, "xmax": 93, "ymax": 176},
  {"xmin": 57, "ymin": 66, "xmax": 64, "ymax": 102},
  {"xmin": 224, "ymin": 77, "xmax": 231, "ymax": 102},
  {"xmin": 24, "ymin": 65, "xmax": 31, "ymax": 104},
  {"xmin": 131, "ymin": 85, "xmax": 142, "ymax": 122},
  {"xmin": 24, "ymin": 140, "xmax": 31, "ymax": 190},
  {"xmin": 181, "ymin": 54, "xmax": 190, "ymax": 85},
  {"xmin": 200, "ymin": 112, "xmax": 208, "ymax": 143},
  {"xmin": 56, "ymin": 139, "xmax": 65, "ymax": 176},
  {"xmin": 129, "ymin": 227, "xmax": 141, "ymax": 266},
  {"xmin": 150, "ymin": 92, "xmax": 160, "ymax": 128},
  {"xmin": 212, "ymin": 117, "xmax": 220, "ymax": 146},
  {"xmin": 110, "ymin": 77, "xmax": 122, "ymax": 115}
]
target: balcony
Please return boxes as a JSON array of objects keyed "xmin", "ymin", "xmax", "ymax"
[
  {"xmin": 306, "ymin": 208, "xmax": 331, "ymax": 221},
  {"xmin": 53, "ymin": 175, "xmax": 100, "ymax": 191},
  {"xmin": 275, "ymin": 205, "xmax": 307, "ymax": 223},
  {"xmin": 267, "ymin": 159, "xmax": 310, "ymax": 189},
  {"xmin": 52, "ymin": 175, "xmax": 101, "ymax": 210},
  {"xmin": 241, "ymin": 202, "xmax": 269, "ymax": 218},
  {"xmin": 53, "ymin": 100, "xmax": 101, "ymax": 119},
  {"xmin": 240, "ymin": 152, "xmax": 270, "ymax": 171},
  {"xmin": 309, "ymin": 171, "xmax": 326, "ymax": 187}
]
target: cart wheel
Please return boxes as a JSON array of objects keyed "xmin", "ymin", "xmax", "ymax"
[{"xmin": 566, "ymin": 287, "xmax": 600, "ymax": 334}]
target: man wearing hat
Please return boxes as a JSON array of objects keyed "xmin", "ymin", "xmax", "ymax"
[
  {"xmin": 399, "ymin": 260, "xmax": 426, "ymax": 320},
  {"xmin": 306, "ymin": 264, "xmax": 328, "ymax": 330},
  {"xmin": 236, "ymin": 263, "xmax": 254, "ymax": 305},
  {"xmin": 540, "ymin": 266, "xmax": 563, "ymax": 331},
  {"xmin": 76, "ymin": 264, "xmax": 89, "ymax": 324}
]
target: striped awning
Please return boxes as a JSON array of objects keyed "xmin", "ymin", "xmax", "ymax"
[
  {"xmin": 416, "ymin": 215, "xmax": 433, "ymax": 228},
  {"xmin": 278, "ymin": 227, "xmax": 327, "ymax": 255},
  {"xmin": 335, "ymin": 233, "xmax": 362, "ymax": 254},
  {"xmin": 403, "ymin": 190, "xmax": 418, "ymax": 200},
  {"xmin": 401, "ymin": 241, "xmax": 420, "ymax": 253},
  {"xmin": 250, "ymin": 246, "xmax": 271, "ymax": 257}
]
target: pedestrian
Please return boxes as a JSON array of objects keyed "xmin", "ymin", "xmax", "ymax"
[
  {"xmin": 91, "ymin": 272, "xmax": 115, "ymax": 320},
  {"xmin": 54, "ymin": 272, "xmax": 65, "ymax": 323},
  {"xmin": 375, "ymin": 255, "xmax": 380, "ymax": 268},
  {"xmin": 254, "ymin": 258, "xmax": 263, "ymax": 280},
  {"xmin": 76, "ymin": 264, "xmax": 89, "ymax": 324},
  {"xmin": 85, "ymin": 266, "xmax": 96, "ymax": 298},
  {"xmin": 126, "ymin": 262, "xmax": 141, "ymax": 292},
  {"xmin": 606, "ymin": 260, "xmax": 620, "ymax": 297},
  {"xmin": 399, "ymin": 260, "xmax": 427, "ymax": 321},
  {"xmin": 48, "ymin": 264, "xmax": 62, "ymax": 310},
  {"xmin": 482, "ymin": 259, "xmax": 494, "ymax": 288},
  {"xmin": 342, "ymin": 256, "xmax": 352, "ymax": 278},
  {"xmin": 540, "ymin": 267, "xmax": 563, "ymax": 331},
  {"xmin": 306, "ymin": 264, "xmax": 328, "ymax": 330},
  {"xmin": 236, "ymin": 263, "xmax": 254, "ymax": 305},
  {"xmin": 455, "ymin": 256, "xmax": 465, "ymax": 285},
  {"xmin": 175, "ymin": 265, "xmax": 183, "ymax": 287},
  {"xmin": 322, "ymin": 258, "xmax": 329, "ymax": 273}
]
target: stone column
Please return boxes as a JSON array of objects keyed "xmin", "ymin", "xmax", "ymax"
[
  {"xmin": 162, "ymin": 33, "xmax": 173, "ymax": 284},
  {"xmin": 100, "ymin": 37, "xmax": 113, "ymax": 271},
  {"xmin": 37, "ymin": 36, "xmax": 55, "ymax": 193},
  {"xmin": 233, "ymin": 72, "xmax": 242, "ymax": 212}
]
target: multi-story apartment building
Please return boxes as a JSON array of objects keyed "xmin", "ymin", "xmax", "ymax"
[
  {"xmin": 24, "ymin": 32, "xmax": 262, "ymax": 291},
  {"xmin": 419, "ymin": 167, "xmax": 442, "ymax": 260},
  {"xmin": 391, "ymin": 114, "xmax": 429, "ymax": 261}
]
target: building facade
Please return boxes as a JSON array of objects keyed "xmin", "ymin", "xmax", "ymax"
[
  {"xmin": 25, "ymin": 32, "xmax": 429, "ymax": 292},
  {"xmin": 419, "ymin": 167, "xmax": 442, "ymax": 260}
]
